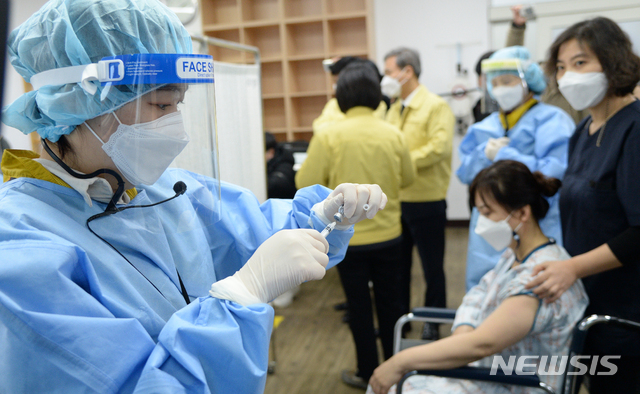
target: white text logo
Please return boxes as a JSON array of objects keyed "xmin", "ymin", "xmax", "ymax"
[{"xmin": 490, "ymin": 355, "xmax": 620, "ymax": 376}]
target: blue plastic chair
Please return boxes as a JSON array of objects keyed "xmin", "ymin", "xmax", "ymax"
[{"xmin": 393, "ymin": 308, "xmax": 640, "ymax": 394}]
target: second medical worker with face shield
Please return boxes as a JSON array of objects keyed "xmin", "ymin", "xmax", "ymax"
[
  {"xmin": 456, "ymin": 46, "xmax": 575, "ymax": 290},
  {"xmin": 0, "ymin": 0, "xmax": 387, "ymax": 392}
]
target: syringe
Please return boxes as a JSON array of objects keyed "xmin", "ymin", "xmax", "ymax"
[
  {"xmin": 320, "ymin": 221, "xmax": 336, "ymax": 238},
  {"xmin": 321, "ymin": 206, "xmax": 345, "ymax": 238}
]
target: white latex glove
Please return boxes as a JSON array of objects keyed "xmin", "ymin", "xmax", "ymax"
[
  {"xmin": 209, "ymin": 229, "xmax": 329, "ymax": 305},
  {"xmin": 484, "ymin": 137, "xmax": 510, "ymax": 161},
  {"xmin": 313, "ymin": 183, "xmax": 388, "ymax": 230}
]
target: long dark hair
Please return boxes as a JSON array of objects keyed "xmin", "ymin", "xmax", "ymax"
[{"xmin": 469, "ymin": 160, "xmax": 561, "ymax": 222}]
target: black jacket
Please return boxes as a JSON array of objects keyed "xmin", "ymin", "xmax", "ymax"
[{"xmin": 267, "ymin": 146, "xmax": 297, "ymax": 199}]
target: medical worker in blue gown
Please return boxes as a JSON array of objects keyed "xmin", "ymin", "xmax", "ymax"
[
  {"xmin": 456, "ymin": 46, "xmax": 574, "ymax": 290},
  {"xmin": 0, "ymin": 0, "xmax": 387, "ymax": 392}
]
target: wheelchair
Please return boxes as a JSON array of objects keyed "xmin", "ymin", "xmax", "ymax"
[{"xmin": 393, "ymin": 307, "xmax": 640, "ymax": 394}]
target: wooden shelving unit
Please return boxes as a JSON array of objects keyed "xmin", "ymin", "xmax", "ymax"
[{"xmin": 200, "ymin": 0, "xmax": 375, "ymax": 142}]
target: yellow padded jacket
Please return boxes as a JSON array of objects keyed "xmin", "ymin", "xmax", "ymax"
[
  {"xmin": 386, "ymin": 85, "xmax": 455, "ymax": 202},
  {"xmin": 296, "ymin": 107, "xmax": 415, "ymax": 246}
]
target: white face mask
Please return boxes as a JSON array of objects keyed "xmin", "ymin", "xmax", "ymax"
[
  {"xmin": 492, "ymin": 84, "xmax": 526, "ymax": 112},
  {"xmin": 380, "ymin": 68, "xmax": 408, "ymax": 98},
  {"xmin": 474, "ymin": 213, "xmax": 522, "ymax": 251},
  {"xmin": 380, "ymin": 76, "xmax": 402, "ymax": 98},
  {"xmin": 558, "ymin": 71, "xmax": 608, "ymax": 111},
  {"xmin": 86, "ymin": 111, "xmax": 190, "ymax": 186}
]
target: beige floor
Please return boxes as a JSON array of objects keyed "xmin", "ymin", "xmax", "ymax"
[{"xmin": 264, "ymin": 227, "xmax": 469, "ymax": 394}]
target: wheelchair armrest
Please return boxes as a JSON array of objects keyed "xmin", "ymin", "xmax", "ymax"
[
  {"xmin": 393, "ymin": 308, "xmax": 458, "ymax": 354},
  {"xmin": 396, "ymin": 366, "xmax": 555, "ymax": 394},
  {"xmin": 579, "ymin": 314, "xmax": 640, "ymax": 333},
  {"xmin": 410, "ymin": 307, "xmax": 457, "ymax": 320}
]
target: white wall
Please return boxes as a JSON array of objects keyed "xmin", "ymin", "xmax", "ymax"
[
  {"xmin": 491, "ymin": 0, "xmax": 561, "ymax": 6},
  {"xmin": 374, "ymin": 0, "xmax": 490, "ymax": 105},
  {"xmin": 490, "ymin": 0, "xmax": 640, "ymax": 61},
  {"xmin": 374, "ymin": 0, "xmax": 493, "ymax": 220}
]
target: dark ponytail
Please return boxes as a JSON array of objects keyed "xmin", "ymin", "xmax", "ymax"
[
  {"xmin": 532, "ymin": 171, "xmax": 562, "ymax": 197},
  {"xmin": 469, "ymin": 160, "xmax": 561, "ymax": 222}
]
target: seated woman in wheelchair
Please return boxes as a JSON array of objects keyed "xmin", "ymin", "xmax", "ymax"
[{"xmin": 368, "ymin": 160, "xmax": 588, "ymax": 394}]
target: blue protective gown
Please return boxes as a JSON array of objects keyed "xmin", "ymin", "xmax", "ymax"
[
  {"xmin": 0, "ymin": 167, "xmax": 352, "ymax": 393},
  {"xmin": 456, "ymin": 102, "xmax": 574, "ymax": 291}
]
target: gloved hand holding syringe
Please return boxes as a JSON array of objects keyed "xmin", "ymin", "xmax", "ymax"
[
  {"xmin": 211, "ymin": 183, "xmax": 386, "ymax": 306},
  {"xmin": 315, "ymin": 184, "xmax": 384, "ymax": 238},
  {"xmin": 320, "ymin": 204, "xmax": 370, "ymax": 237}
]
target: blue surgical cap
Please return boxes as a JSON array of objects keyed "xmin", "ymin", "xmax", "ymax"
[
  {"xmin": 486, "ymin": 46, "xmax": 546, "ymax": 96},
  {"xmin": 2, "ymin": 0, "xmax": 193, "ymax": 142}
]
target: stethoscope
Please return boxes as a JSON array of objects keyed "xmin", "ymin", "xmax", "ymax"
[{"xmin": 41, "ymin": 139, "xmax": 191, "ymax": 306}]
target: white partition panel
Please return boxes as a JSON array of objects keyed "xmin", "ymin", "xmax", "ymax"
[
  {"xmin": 489, "ymin": 0, "xmax": 640, "ymax": 61},
  {"xmin": 538, "ymin": 7, "xmax": 640, "ymax": 61},
  {"xmin": 212, "ymin": 61, "xmax": 267, "ymax": 203}
]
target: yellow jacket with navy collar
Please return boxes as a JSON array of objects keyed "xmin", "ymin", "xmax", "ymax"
[
  {"xmin": 386, "ymin": 85, "xmax": 455, "ymax": 202},
  {"xmin": 312, "ymin": 98, "xmax": 387, "ymax": 134},
  {"xmin": 296, "ymin": 106, "xmax": 415, "ymax": 246}
]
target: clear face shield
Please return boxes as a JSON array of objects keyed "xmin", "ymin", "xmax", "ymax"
[
  {"xmin": 99, "ymin": 54, "xmax": 221, "ymax": 224},
  {"xmin": 480, "ymin": 58, "xmax": 529, "ymax": 113},
  {"xmin": 35, "ymin": 54, "xmax": 221, "ymax": 226}
]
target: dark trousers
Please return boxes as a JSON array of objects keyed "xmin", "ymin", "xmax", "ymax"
[
  {"xmin": 336, "ymin": 241, "xmax": 405, "ymax": 381},
  {"xmin": 399, "ymin": 200, "xmax": 447, "ymax": 313}
]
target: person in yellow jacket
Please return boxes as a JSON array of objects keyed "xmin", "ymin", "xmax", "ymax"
[
  {"xmin": 312, "ymin": 57, "xmax": 389, "ymax": 134},
  {"xmin": 383, "ymin": 47, "xmax": 455, "ymax": 341},
  {"xmin": 296, "ymin": 62, "xmax": 415, "ymax": 390}
]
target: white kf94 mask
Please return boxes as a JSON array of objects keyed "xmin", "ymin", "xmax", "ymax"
[
  {"xmin": 475, "ymin": 213, "xmax": 522, "ymax": 251},
  {"xmin": 558, "ymin": 71, "xmax": 608, "ymax": 111},
  {"xmin": 492, "ymin": 84, "xmax": 526, "ymax": 112},
  {"xmin": 86, "ymin": 111, "xmax": 190, "ymax": 186}
]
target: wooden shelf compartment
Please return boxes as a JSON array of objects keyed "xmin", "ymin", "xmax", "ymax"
[
  {"xmin": 201, "ymin": 0, "xmax": 240, "ymax": 25},
  {"xmin": 284, "ymin": 0, "xmax": 322, "ymax": 19},
  {"xmin": 289, "ymin": 90, "xmax": 328, "ymax": 98},
  {"xmin": 203, "ymin": 23, "xmax": 244, "ymax": 32},
  {"xmin": 285, "ymin": 21, "xmax": 324, "ymax": 57},
  {"xmin": 325, "ymin": 0, "xmax": 366, "ymax": 15},
  {"xmin": 327, "ymin": 17, "xmax": 367, "ymax": 54},
  {"xmin": 289, "ymin": 95, "xmax": 327, "ymax": 128},
  {"xmin": 287, "ymin": 53, "xmax": 326, "ymax": 61},
  {"xmin": 326, "ymin": 50, "xmax": 368, "ymax": 58},
  {"xmin": 244, "ymin": 25, "xmax": 282, "ymax": 59},
  {"xmin": 261, "ymin": 62, "xmax": 285, "ymax": 95},
  {"xmin": 271, "ymin": 130, "xmax": 289, "ymax": 143},
  {"xmin": 287, "ymin": 59, "xmax": 328, "ymax": 94},
  {"xmin": 293, "ymin": 130, "xmax": 314, "ymax": 142},
  {"xmin": 206, "ymin": 29, "xmax": 244, "ymax": 63},
  {"xmin": 283, "ymin": 15, "xmax": 324, "ymax": 24},
  {"xmin": 240, "ymin": 0, "xmax": 280, "ymax": 22},
  {"xmin": 242, "ymin": 19, "xmax": 282, "ymax": 28},
  {"xmin": 263, "ymin": 98, "xmax": 287, "ymax": 130},
  {"xmin": 326, "ymin": 11, "xmax": 367, "ymax": 21},
  {"xmin": 262, "ymin": 92, "xmax": 285, "ymax": 99},
  {"xmin": 200, "ymin": 0, "xmax": 372, "ymax": 143},
  {"xmin": 259, "ymin": 56, "xmax": 283, "ymax": 63}
]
